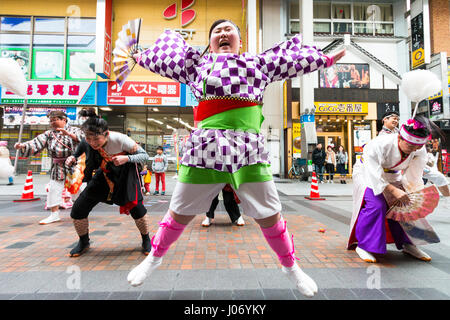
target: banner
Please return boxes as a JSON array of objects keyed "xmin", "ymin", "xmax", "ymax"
[
  {"xmin": 3, "ymin": 106, "xmax": 77, "ymax": 125},
  {"xmin": 1, "ymin": 81, "xmax": 96, "ymax": 105},
  {"xmin": 107, "ymin": 81, "xmax": 180, "ymax": 106},
  {"xmin": 314, "ymin": 102, "xmax": 369, "ymax": 114}
]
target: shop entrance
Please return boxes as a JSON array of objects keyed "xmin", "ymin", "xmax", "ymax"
[{"xmin": 317, "ymin": 132, "xmax": 344, "ymax": 150}]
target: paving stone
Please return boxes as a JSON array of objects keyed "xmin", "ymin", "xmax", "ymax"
[
  {"xmin": 105, "ymin": 223, "xmax": 121, "ymax": 227},
  {"xmin": 262, "ymin": 289, "xmax": 296, "ymax": 300},
  {"xmin": 203, "ymin": 290, "xmax": 233, "ymax": 300},
  {"xmin": 408, "ymin": 288, "xmax": 450, "ymax": 300},
  {"xmin": 321, "ymin": 288, "xmax": 358, "ymax": 300},
  {"xmin": 140, "ymin": 290, "xmax": 172, "ymax": 300},
  {"xmin": 10, "ymin": 223, "xmax": 33, "ymax": 228},
  {"xmin": 351, "ymin": 288, "xmax": 389, "ymax": 300},
  {"xmin": 90, "ymin": 230, "xmax": 109, "ymax": 236},
  {"xmin": 77, "ymin": 292, "xmax": 111, "ymax": 300},
  {"xmin": 232, "ymin": 289, "xmax": 264, "ymax": 300},
  {"xmin": 171, "ymin": 290, "xmax": 203, "ymax": 300},
  {"xmin": 380, "ymin": 288, "xmax": 421, "ymax": 300},
  {"xmin": 5, "ymin": 241, "xmax": 34, "ymax": 249},
  {"xmin": 45, "ymin": 292, "xmax": 80, "ymax": 300},
  {"xmin": 35, "ymin": 231, "xmax": 59, "ymax": 236},
  {"xmin": 108, "ymin": 291, "xmax": 141, "ymax": 300}
]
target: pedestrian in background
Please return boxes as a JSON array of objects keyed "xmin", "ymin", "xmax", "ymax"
[
  {"xmin": 14, "ymin": 111, "xmax": 84, "ymax": 225},
  {"xmin": 336, "ymin": 145, "xmax": 348, "ymax": 184},
  {"xmin": 312, "ymin": 143, "xmax": 326, "ymax": 183},
  {"xmin": 152, "ymin": 146, "xmax": 168, "ymax": 195},
  {"xmin": 325, "ymin": 145, "xmax": 336, "ymax": 183},
  {"xmin": 140, "ymin": 164, "xmax": 152, "ymax": 196},
  {"xmin": 0, "ymin": 141, "xmax": 14, "ymax": 185},
  {"xmin": 202, "ymin": 184, "xmax": 245, "ymax": 227}
]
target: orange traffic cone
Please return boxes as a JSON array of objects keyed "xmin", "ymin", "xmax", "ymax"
[
  {"xmin": 305, "ymin": 171, "xmax": 325, "ymax": 200},
  {"xmin": 14, "ymin": 170, "xmax": 41, "ymax": 202}
]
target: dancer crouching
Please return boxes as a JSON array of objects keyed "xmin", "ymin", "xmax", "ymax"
[{"xmin": 65, "ymin": 110, "xmax": 151, "ymax": 257}]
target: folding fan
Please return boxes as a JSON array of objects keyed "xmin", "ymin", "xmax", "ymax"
[
  {"xmin": 386, "ymin": 185, "xmax": 440, "ymax": 222},
  {"xmin": 112, "ymin": 18, "xmax": 142, "ymax": 87}
]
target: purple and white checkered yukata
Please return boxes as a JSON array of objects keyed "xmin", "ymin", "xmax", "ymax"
[{"xmin": 136, "ymin": 30, "xmax": 332, "ymax": 192}]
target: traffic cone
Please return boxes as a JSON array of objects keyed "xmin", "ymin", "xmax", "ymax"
[
  {"xmin": 305, "ymin": 171, "xmax": 325, "ymax": 200},
  {"xmin": 14, "ymin": 170, "xmax": 41, "ymax": 202}
]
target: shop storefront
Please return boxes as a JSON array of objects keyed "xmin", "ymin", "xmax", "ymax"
[{"xmin": 0, "ymin": 80, "xmax": 96, "ymax": 174}]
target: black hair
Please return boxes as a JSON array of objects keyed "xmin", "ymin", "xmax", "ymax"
[
  {"xmin": 80, "ymin": 109, "xmax": 108, "ymax": 136},
  {"xmin": 47, "ymin": 110, "xmax": 67, "ymax": 120},
  {"xmin": 200, "ymin": 19, "xmax": 241, "ymax": 57},
  {"xmin": 156, "ymin": 146, "xmax": 163, "ymax": 151},
  {"xmin": 382, "ymin": 111, "xmax": 399, "ymax": 119},
  {"xmin": 403, "ymin": 115, "xmax": 445, "ymax": 141}
]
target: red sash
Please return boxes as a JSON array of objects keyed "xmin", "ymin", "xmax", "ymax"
[{"xmin": 194, "ymin": 98, "xmax": 259, "ymax": 122}]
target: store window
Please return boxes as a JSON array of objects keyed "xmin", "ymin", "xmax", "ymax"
[
  {"xmin": 0, "ymin": 15, "xmax": 96, "ymax": 80},
  {"xmin": 287, "ymin": 1, "xmax": 394, "ymax": 36}
]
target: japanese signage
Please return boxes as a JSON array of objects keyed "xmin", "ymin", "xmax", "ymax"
[
  {"xmin": 3, "ymin": 106, "xmax": 77, "ymax": 125},
  {"xmin": 95, "ymin": 0, "xmax": 113, "ymax": 79},
  {"xmin": 292, "ymin": 122, "xmax": 301, "ymax": 157},
  {"xmin": 314, "ymin": 102, "xmax": 369, "ymax": 114},
  {"xmin": 1, "ymin": 81, "xmax": 96, "ymax": 105},
  {"xmin": 410, "ymin": 0, "xmax": 431, "ymax": 69},
  {"xmin": 107, "ymin": 81, "xmax": 180, "ymax": 106},
  {"xmin": 377, "ymin": 102, "xmax": 400, "ymax": 119},
  {"xmin": 429, "ymin": 96, "xmax": 443, "ymax": 117}
]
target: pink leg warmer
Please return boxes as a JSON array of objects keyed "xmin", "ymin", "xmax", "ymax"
[
  {"xmin": 260, "ymin": 217, "xmax": 299, "ymax": 268},
  {"xmin": 151, "ymin": 212, "xmax": 187, "ymax": 257}
]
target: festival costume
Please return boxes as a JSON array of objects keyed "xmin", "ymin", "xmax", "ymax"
[
  {"xmin": 127, "ymin": 30, "xmax": 331, "ymax": 296},
  {"xmin": 19, "ymin": 124, "xmax": 84, "ymax": 224},
  {"xmin": 69, "ymin": 131, "xmax": 151, "ymax": 256},
  {"xmin": 0, "ymin": 142, "xmax": 14, "ymax": 185},
  {"xmin": 348, "ymin": 131, "xmax": 439, "ymax": 261}
]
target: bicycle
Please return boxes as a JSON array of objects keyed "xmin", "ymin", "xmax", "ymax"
[{"xmin": 288, "ymin": 162, "xmax": 304, "ymax": 179}]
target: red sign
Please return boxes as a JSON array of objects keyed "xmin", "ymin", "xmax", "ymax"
[
  {"xmin": 96, "ymin": 0, "xmax": 112, "ymax": 79},
  {"xmin": 107, "ymin": 81, "xmax": 181, "ymax": 106},
  {"xmin": 163, "ymin": 0, "xmax": 196, "ymax": 27}
]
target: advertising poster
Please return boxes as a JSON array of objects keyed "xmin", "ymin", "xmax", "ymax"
[
  {"xmin": 3, "ymin": 106, "xmax": 77, "ymax": 125},
  {"xmin": 319, "ymin": 63, "xmax": 370, "ymax": 89}
]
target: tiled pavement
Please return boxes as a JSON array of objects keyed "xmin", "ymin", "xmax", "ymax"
[{"xmin": 0, "ymin": 213, "xmax": 370, "ymax": 273}]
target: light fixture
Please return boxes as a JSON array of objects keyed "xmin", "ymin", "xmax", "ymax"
[
  {"xmin": 147, "ymin": 118, "xmax": 163, "ymax": 125},
  {"xmin": 99, "ymin": 107, "xmax": 112, "ymax": 111},
  {"xmin": 153, "ymin": 107, "xmax": 159, "ymax": 112}
]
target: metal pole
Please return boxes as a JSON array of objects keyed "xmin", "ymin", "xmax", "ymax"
[{"xmin": 13, "ymin": 98, "xmax": 27, "ymax": 175}]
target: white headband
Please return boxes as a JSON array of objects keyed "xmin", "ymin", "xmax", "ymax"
[{"xmin": 399, "ymin": 125, "xmax": 428, "ymax": 145}]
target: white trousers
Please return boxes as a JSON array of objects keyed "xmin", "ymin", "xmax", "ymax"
[
  {"xmin": 46, "ymin": 179, "xmax": 65, "ymax": 208},
  {"xmin": 169, "ymin": 180, "xmax": 282, "ymax": 220}
]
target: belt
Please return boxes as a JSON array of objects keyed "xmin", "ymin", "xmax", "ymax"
[{"xmin": 52, "ymin": 157, "xmax": 67, "ymax": 164}]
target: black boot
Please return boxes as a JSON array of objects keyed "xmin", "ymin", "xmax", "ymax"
[
  {"xmin": 69, "ymin": 233, "xmax": 90, "ymax": 257},
  {"xmin": 141, "ymin": 233, "xmax": 151, "ymax": 255}
]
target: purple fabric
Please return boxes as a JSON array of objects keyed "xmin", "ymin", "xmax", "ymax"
[
  {"xmin": 138, "ymin": 30, "xmax": 328, "ymax": 103},
  {"xmin": 355, "ymin": 187, "xmax": 412, "ymax": 254}
]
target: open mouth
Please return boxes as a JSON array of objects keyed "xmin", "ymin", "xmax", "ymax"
[{"xmin": 219, "ymin": 40, "xmax": 230, "ymax": 48}]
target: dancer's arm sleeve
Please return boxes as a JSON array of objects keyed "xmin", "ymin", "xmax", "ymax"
[
  {"xmin": 20, "ymin": 131, "xmax": 50, "ymax": 157},
  {"xmin": 363, "ymin": 142, "xmax": 389, "ymax": 196},
  {"xmin": 256, "ymin": 33, "xmax": 330, "ymax": 83},
  {"xmin": 135, "ymin": 30, "xmax": 201, "ymax": 84},
  {"xmin": 73, "ymin": 139, "xmax": 88, "ymax": 158},
  {"xmin": 402, "ymin": 146, "xmax": 427, "ymax": 192},
  {"xmin": 120, "ymin": 135, "xmax": 149, "ymax": 163}
]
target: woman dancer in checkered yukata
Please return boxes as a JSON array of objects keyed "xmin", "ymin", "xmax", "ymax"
[{"xmin": 126, "ymin": 19, "xmax": 345, "ymax": 297}]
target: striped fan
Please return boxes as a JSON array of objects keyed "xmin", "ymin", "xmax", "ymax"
[
  {"xmin": 386, "ymin": 185, "xmax": 440, "ymax": 222},
  {"xmin": 112, "ymin": 18, "xmax": 142, "ymax": 87}
]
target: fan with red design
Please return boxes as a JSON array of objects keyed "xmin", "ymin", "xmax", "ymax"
[
  {"xmin": 112, "ymin": 18, "xmax": 142, "ymax": 88},
  {"xmin": 386, "ymin": 185, "xmax": 440, "ymax": 222}
]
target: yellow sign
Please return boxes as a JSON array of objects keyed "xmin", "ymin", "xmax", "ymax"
[
  {"xmin": 412, "ymin": 48, "xmax": 425, "ymax": 69},
  {"xmin": 0, "ymin": 133, "xmax": 31, "ymax": 139},
  {"xmin": 293, "ymin": 122, "xmax": 301, "ymax": 155},
  {"xmin": 314, "ymin": 102, "xmax": 368, "ymax": 114}
]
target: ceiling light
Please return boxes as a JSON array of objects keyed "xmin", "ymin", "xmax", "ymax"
[
  {"xmin": 99, "ymin": 107, "xmax": 112, "ymax": 111},
  {"xmin": 147, "ymin": 118, "xmax": 163, "ymax": 125},
  {"xmin": 153, "ymin": 108, "xmax": 159, "ymax": 112}
]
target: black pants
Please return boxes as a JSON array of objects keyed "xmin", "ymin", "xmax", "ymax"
[
  {"xmin": 206, "ymin": 189, "xmax": 241, "ymax": 223},
  {"xmin": 71, "ymin": 171, "xmax": 146, "ymax": 220},
  {"xmin": 325, "ymin": 163, "xmax": 335, "ymax": 181}
]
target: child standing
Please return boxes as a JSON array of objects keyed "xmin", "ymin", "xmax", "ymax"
[
  {"xmin": 140, "ymin": 165, "xmax": 152, "ymax": 196},
  {"xmin": 152, "ymin": 146, "xmax": 167, "ymax": 195}
]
